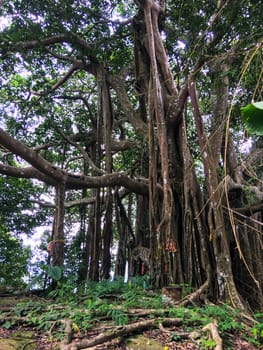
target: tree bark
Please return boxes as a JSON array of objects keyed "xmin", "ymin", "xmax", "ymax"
[
  {"xmin": 97, "ymin": 67, "xmax": 113, "ymax": 280},
  {"xmin": 61, "ymin": 318, "xmax": 183, "ymax": 350},
  {"xmin": 51, "ymin": 182, "xmax": 66, "ymax": 267},
  {"xmin": 189, "ymin": 77, "xmax": 245, "ymax": 310},
  {"xmin": 202, "ymin": 321, "xmax": 222, "ymax": 350}
]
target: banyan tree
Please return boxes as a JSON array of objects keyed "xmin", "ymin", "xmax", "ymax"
[{"xmin": 0, "ymin": 0, "xmax": 262, "ymax": 311}]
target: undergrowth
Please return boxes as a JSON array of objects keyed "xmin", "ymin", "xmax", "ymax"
[{"xmin": 2, "ymin": 277, "xmax": 262, "ymax": 348}]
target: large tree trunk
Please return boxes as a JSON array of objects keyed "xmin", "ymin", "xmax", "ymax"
[
  {"xmin": 88, "ymin": 189, "xmax": 101, "ymax": 281},
  {"xmin": 77, "ymin": 198, "xmax": 89, "ymax": 283},
  {"xmin": 135, "ymin": 0, "xmax": 179, "ymax": 287},
  {"xmin": 114, "ymin": 192, "xmax": 135, "ymax": 278},
  {"xmin": 51, "ymin": 182, "xmax": 66, "ymax": 267},
  {"xmin": 98, "ymin": 67, "xmax": 113, "ymax": 280},
  {"xmin": 189, "ymin": 73, "xmax": 245, "ymax": 309},
  {"xmin": 1, "ymin": 0, "xmax": 262, "ymax": 313},
  {"xmin": 133, "ymin": 0, "xmax": 253, "ymax": 310}
]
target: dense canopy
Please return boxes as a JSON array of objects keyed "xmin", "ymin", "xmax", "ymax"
[{"xmin": 0, "ymin": 0, "xmax": 262, "ymax": 312}]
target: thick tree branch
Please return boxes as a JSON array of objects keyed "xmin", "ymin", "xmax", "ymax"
[
  {"xmin": 149, "ymin": 0, "xmax": 177, "ymax": 96},
  {"xmin": 70, "ymin": 131, "xmax": 139, "ymax": 152},
  {"xmin": 5, "ymin": 32, "xmax": 98, "ymax": 77},
  {"xmin": 0, "ymin": 163, "xmax": 57, "ymax": 186},
  {"xmin": 223, "ymin": 204, "xmax": 263, "ymax": 218},
  {"xmin": 33, "ymin": 187, "xmax": 130, "ymax": 209},
  {"xmin": 168, "ymin": 83, "xmax": 189, "ymax": 126},
  {"xmin": 32, "ymin": 197, "xmax": 96, "ymax": 209},
  {"xmin": 14, "ymin": 34, "xmax": 71, "ymax": 49},
  {"xmin": 0, "ymin": 127, "xmax": 67, "ymax": 183},
  {"xmin": 0, "ymin": 160, "xmax": 151, "ymax": 194},
  {"xmin": 0, "ymin": 128, "xmax": 150, "ymax": 194},
  {"xmin": 33, "ymin": 61, "xmax": 86, "ymax": 96},
  {"xmin": 14, "ymin": 32, "xmax": 93, "ymax": 54},
  {"xmin": 50, "ymin": 61, "xmax": 84, "ymax": 92},
  {"xmin": 108, "ymin": 74, "xmax": 147, "ymax": 137}
]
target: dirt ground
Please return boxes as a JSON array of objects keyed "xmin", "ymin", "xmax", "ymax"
[
  {"xmin": 0, "ymin": 322, "xmax": 262, "ymax": 349},
  {"xmin": 0, "ymin": 292, "xmax": 261, "ymax": 350}
]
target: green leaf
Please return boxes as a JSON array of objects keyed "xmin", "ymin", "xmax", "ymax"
[
  {"xmin": 241, "ymin": 101, "xmax": 263, "ymax": 135},
  {"xmin": 47, "ymin": 265, "xmax": 63, "ymax": 281},
  {"xmin": 3, "ymin": 321, "xmax": 14, "ymax": 329}
]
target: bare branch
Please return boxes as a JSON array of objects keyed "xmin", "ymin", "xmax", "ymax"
[
  {"xmin": 0, "ymin": 163, "xmax": 57, "ymax": 186},
  {"xmin": 50, "ymin": 62, "xmax": 83, "ymax": 91}
]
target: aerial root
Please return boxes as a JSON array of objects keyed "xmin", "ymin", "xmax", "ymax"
[
  {"xmin": 202, "ymin": 320, "xmax": 222, "ymax": 350},
  {"xmin": 60, "ymin": 318, "xmax": 183, "ymax": 350},
  {"xmin": 179, "ymin": 279, "xmax": 209, "ymax": 307}
]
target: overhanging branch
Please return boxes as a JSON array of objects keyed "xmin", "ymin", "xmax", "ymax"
[{"xmin": 0, "ymin": 128, "xmax": 151, "ymax": 194}]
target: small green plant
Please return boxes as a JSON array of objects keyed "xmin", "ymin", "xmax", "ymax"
[
  {"xmin": 168, "ymin": 306, "xmax": 187, "ymax": 318},
  {"xmin": 47, "ymin": 275, "xmax": 77, "ymax": 301},
  {"xmin": 201, "ymin": 304, "xmax": 243, "ymax": 334},
  {"xmin": 188, "ymin": 308, "xmax": 210, "ymax": 326},
  {"xmin": 171, "ymin": 332, "xmax": 181, "ymax": 341},
  {"xmin": 199, "ymin": 336, "xmax": 216, "ymax": 349},
  {"xmin": 71, "ymin": 310, "xmax": 92, "ymax": 331},
  {"xmin": 128, "ymin": 275, "xmax": 150, "ymax": 289},
  {"xmin": 245, "ymin": 312, "xmax": 263, "ymax": 347},
  {"xmin": 107, "ymin": 307, "xmax": 128, "ymax": 326},
  {"xmin": 4, "ymin": 277, "xmax": 259, "ymax": 349},
  {"xmin": 2, "ymin": 320, "xmax": 16, "ymax": 329}
]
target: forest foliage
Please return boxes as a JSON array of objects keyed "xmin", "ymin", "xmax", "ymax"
[
  {"xmin": 0, "ymin": 0, "xmax": 262, "ymax": 317},
  {"xmin": 1, "ymin": 278, "xmax": 263, "ymax": 349}
]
